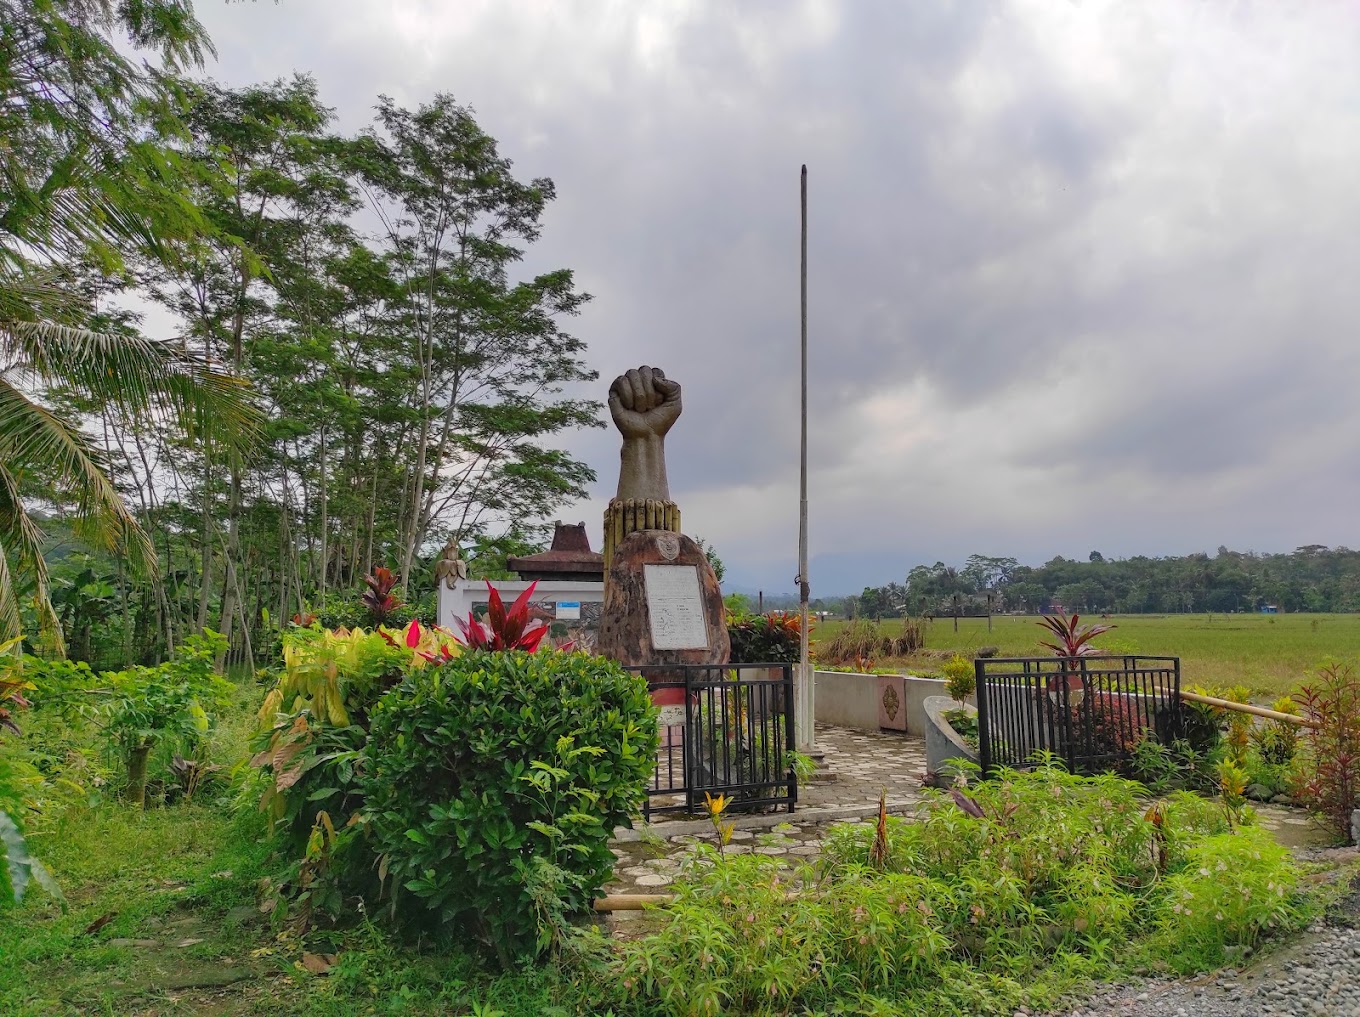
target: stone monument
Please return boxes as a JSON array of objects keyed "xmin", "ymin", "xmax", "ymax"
[{"xmin": 597, "ymin": 366, "xmax": 730, "ymax": 668}]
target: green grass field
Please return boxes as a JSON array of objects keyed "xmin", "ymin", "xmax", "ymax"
[{"xmin": 814, "ymin": 613, "xmax": 1360, "ymax": 697}]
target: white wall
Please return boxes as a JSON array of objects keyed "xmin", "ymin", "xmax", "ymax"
[
  {"xmin": 437, "ymin": 579, "xmax": 604, "ymax": 630},
  {"xmin": 813, "ymin": 671, "xmax": 955, "ymax": 736}
]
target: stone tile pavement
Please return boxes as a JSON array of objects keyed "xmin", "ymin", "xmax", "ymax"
[
  {"xmin": 812, "ymin": 724, "xmax": 930, "ymax": 812},
  {"xmin": 604, "ymin": 724, "xmax": 929, "ymax": 901},
  {"xmin": 627, "ymin": 724, "xmax": 928, "ymax": 833}
]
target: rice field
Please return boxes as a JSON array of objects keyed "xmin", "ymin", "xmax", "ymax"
[{"xmin": 811, "ymin": 613, "xmax": 1360, "ymax": 697}]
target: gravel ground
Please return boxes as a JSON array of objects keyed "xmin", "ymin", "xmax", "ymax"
[
  {"xmin": 1056, "ymin": 853, "xmax": 1360, "ymax": 1017},
  {"xmin": 1057, "ymin": 926, "xmax": 1360, "ymax": 1017}
]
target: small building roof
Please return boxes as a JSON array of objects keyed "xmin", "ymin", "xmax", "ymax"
[{"xmin": 507, "ymin": 521, "xmax": 604, "ymax": 580}]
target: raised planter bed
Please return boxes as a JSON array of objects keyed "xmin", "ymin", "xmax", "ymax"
[{"xmin": 923, "ymin": 695, "xmax": 978, "ymax": 787}]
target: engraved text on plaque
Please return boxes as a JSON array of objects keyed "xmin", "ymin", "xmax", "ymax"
[{"xmin": 643, "ymin": 564, "xmax": 710, "ymax": 650}]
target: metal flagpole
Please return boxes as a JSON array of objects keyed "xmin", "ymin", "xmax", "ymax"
[{"xmin": 797, "ymin": 165, "xmax": 816, "ymax": 754}]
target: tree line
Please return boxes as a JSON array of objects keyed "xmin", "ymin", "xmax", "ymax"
[
  {"xmin": 3, "ymin": 2, "xmax": 598, "ymax": 669},
  {"xmin": 848, "ymin": 546, "xmax": 1360, "ymax": 618}
]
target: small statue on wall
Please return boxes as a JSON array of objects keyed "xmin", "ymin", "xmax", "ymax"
[{"xmin": 433, "ymin": 538, "xmax": 469, "ymax": 589}]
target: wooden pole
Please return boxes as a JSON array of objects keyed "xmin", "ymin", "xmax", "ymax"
[
  {"xmin": 594, "ymin": 893, "xmax": 675, "ymax": 911},
  {"xmin": 594, "ymin": 889, "xmax": 799, "ymax": 911},
  {"xmin": 1179, "ymin": 690, "xmax": 1313, "ymax": 727},
  {"xmin": 797, "ymin": 165, "xmax": 815, "ymax": 753}
]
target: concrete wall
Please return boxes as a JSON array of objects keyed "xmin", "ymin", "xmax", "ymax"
[
  {"xmin": 437, "ymin": 579, "xmax": 603, "ymax": 630},
  {"xmin": 813, "ymin": 670, "xmax": 882, "ymax": 730},
  {"xmin": 814, "ymin": 671, "xmax": 953, "ymax": 736}
]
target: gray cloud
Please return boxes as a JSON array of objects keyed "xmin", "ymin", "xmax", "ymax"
[{"xmin": 194, "ymin": 0, "xmax": 1360, "ymax": 594}]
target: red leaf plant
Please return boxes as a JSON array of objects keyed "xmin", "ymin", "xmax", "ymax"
[
  {"xmin": 1037, "ymin": 611, "xmax": 1114, "ymax": 698},
  {"xmin": 1293, "ymin": 661, "xmax": 1360, "ymax": 844},
  {"xmin": 0, "ymin": 676, "xmax": 31, "ymax": 736},
  {"xmin": 403, "ymin": 582, "xmax": 575, "ymax": 659},
  {"xmin": 361, "ymin": 568, "xmax": 403, "ymax": 623},
  {"xmin": 1086, "ymin": 691, "xmax": 1148, "ymax": 754},
  {"xmin": 391, "ymin": 618, "xmax": 463, "ymax": 665},
  {"xmin": 456, "ymin": 580, "xmax": 559, "ymax": 651},
  {"xmin": 1036, "ymin": 612, "xmax": 1113, "ymax": 659},
  {"xmin": 1036, "ymin": 613, "xmax": 1148, "ymax": 755},
  {"xmin": 0, "ymin": 638, "xmax": 32, "ymax": 736}
]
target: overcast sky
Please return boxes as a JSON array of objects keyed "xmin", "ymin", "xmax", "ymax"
[{"xmin": 195, "ymin": 0, "xmax": 1360, "ymax": 595}]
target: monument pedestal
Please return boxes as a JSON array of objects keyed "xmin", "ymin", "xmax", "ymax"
[{"xmin": 597, "ymin": 530, "xmax": 729, "ymax": 669}]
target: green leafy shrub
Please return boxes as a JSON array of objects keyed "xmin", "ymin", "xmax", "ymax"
[
  {"xmin": 249, "ymin": 624, "xmax": 424, "ymax": 923},
  {"xmin": 1221, "ymin": 685, "xmax": 1254, "ymax": 767},
  {"xmin": 1180, "ymin": 685, "xmax": 1225, "ymax": 754},
  {"xmin": 0, "ymin": 696, "xmax": 62, "ymax": 908},
  {"xmin": 942, "ymin": 653, "xmax": 975, "ymax": 703},
  {"xmin": 306, "ymin": 593, "xmax": 433, "ymax": 651},
  {"xmin": 0, "ymin": 637, "xmax": 32, "ymax": 736},
  {"xmin": 1152, "ymin": 827, "xmax": 1303, "ymax": 972},
  {"xmin": 727, "ymin": 611, "xmax": 803, "ymax": 664},
  {"xmin": 825, "ymin": 761, "xmax": 1156, "ymax": 893},
  {"xmin": 1125, "ymin": 739, "xmax": 1220, "ymax": 795},
  {"xmin": 13, "ymin": 653, "xmax": 112, "ymax": 813},
  {"xmin": 361, "ymin": 650, "xmax": 658, "ymax": 964},
  {"xmin": 1125, "ymin": 738, "xmax": 1178, "ymax": 793},
  {"xmin": 613, "ymin": 761, "xmax": 1308, "ymax": 1014},
  {"xmin": 1252, "ymin": 695, "xmax": 1301, "ymax": 766},
  {"xmin": 618, "ymin": 851, "xmax": 952, "ymax": 1013},
  {"xmin": 102, "ymin": 632, "xmax": 232, "ymax": 808}
]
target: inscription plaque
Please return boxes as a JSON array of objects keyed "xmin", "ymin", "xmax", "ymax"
[
  {"xmin": 656, "ymin": 703, "xmax": 687, "ymax": 727},
  {"xmin": 643, "ymin": 564, "xmax": 710, "ymax": 650}
]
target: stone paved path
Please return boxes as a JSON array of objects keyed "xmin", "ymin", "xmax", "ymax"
[
  {"xmin": 637, "ymin": 724, "xmax": 928, "ymax": 822},
  {"xmin": 812, "ymin": 725, "xmax": 930, "ymax": 812},
  {"xmin": 605, "ymin": 725, "xmax": 921, "ymax": 901}
]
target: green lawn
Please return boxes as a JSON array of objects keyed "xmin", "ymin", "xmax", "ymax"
[
  {"xmin": 0, "ymin": 800, "xmax": 573, "ymax": 1016},
  {"xmin": 0, "ymin": 691, "xmax": 577, "ymax": 1017},
  {"xmin": 815, "ymin": 613, "xmax": 1360, "ymax": 696}
]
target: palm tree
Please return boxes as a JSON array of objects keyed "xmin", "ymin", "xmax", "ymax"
[
  {"xmin": 0, "ymin": 291, "xmax": 259, "ymax": 645},
  {"xmin": 0, "ymin": 1, "xmax": 259, "ymax": 646}
]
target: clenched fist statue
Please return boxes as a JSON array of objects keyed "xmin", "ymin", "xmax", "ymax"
[
  {"xmin": 608, "ymin": 366, "xmax": 682, "ymax": 439},
  {"xmin": 608, "ymin": 366, "xmax": 682, "ymax": 503}
]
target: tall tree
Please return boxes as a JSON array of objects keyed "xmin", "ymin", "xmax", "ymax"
[
  {"xmin": 351, "ymin": 94, "xmax": 601, "ymax": 584},
  {"xmin": 85, "ymin": 85, "xmax": 607, "ymax": 668},
  {"xmin": 142, "ymin": 75, "xmax": 348, "ymax": 661}
]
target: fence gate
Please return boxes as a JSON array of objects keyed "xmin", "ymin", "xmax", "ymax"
[
  {"xmin": 974, "ymin": 656, "xmax": 1182, "ymax": 777},
  {"xmin": 630, "ymin": 663, "xmax": 798, "ymax": 818}
]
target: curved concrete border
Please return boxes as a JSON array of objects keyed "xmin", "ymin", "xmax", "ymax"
[{"xmin": 923, "ymin": 694, "xmax": 979, "ymax": 787}]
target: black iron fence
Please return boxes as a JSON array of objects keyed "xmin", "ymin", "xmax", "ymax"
[
  {"xmin": 629, "ymin": 663, "xmax": 798, "ymax": 818},
  {"xmin": 974, "ymin": 656, "xmax": 1182, "ymax": 777}
]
